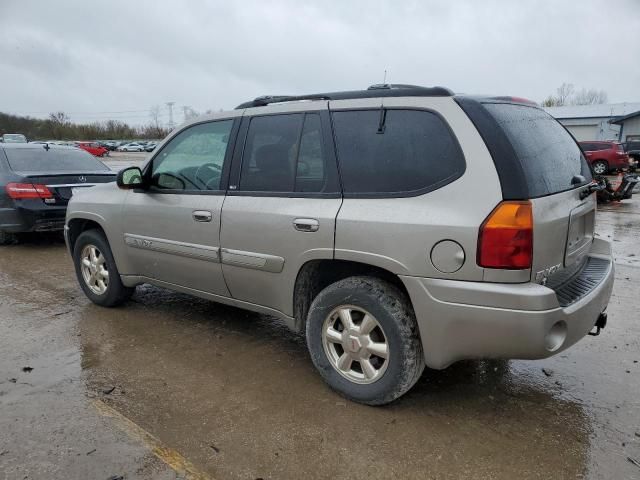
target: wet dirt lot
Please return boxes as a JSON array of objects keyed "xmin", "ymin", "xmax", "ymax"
[{"xmin": 1, "ymin": 197, "xmax": 639, "ymax": 479}]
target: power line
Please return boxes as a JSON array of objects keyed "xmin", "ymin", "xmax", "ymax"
[{"xmin": 10, "ymin": 108, "xmax": 154, "ymax": 115}]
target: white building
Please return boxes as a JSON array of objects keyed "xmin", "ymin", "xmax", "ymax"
[
  {"xmin": 611, "ymin": 110, "xmax": 640, "ymax": 143},
  {"xmin": 544, "ymin": 103, "xmax": 640, "ymax": 141}
]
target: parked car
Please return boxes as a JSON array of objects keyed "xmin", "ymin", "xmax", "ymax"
[
  {"xmin": 0, "ymin": 144, "xmax": 115, "ymax": 244},
  {"xmin": 144, "ymin": 142, "xmax": 158, "ymax": 152},
  {"xmin": 579, "ymin": 141, "xmax": 630, "ymax": 174},
  {"xmin": 75, "ymin": 142, "xmax": 109, "ymax": 157},
  {"xmin": 102, "ymin": 141, "xmax": 120, "ymax": 151},
  {"xmin": 622, "ymin": 140, "xmax": 640, "ymax": 170},
  {"xmin": 1, "ymin": 133, "xmax": 28, "ymax": 143},
  {"xmin": 65, "ymin": 84, "xmax": 614, "ymax": 405},
  {"xmin": 117, "ymin": 143, "xmax": 145, "ymax": 152}
]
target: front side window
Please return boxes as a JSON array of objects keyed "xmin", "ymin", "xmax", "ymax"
[
  {"xmin": 239, "ymin": 113, "xmax": 327, "ymax": 193},
  {"xmin": 151, "ymin": 120, "xmax": 233, "ymax": 191},
  {"xmin": 332, "ymin": 109, "xmax": 465, "ymax": 195}
]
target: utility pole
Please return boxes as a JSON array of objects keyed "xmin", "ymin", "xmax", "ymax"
[
  {"xmin": 182, "ymin": 105, "xmax": 192, "ymax": 123},
  {"xmin": 166, "ymin": 102, "xmax": 175, "ymax": 129}
]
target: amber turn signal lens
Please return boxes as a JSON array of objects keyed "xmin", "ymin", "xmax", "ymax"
[{"xmin": 477, "ymin": 201, "xmax": 533, "ymax": 269}]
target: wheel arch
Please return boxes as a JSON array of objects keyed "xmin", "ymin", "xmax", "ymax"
[
  {"xmin": 66, "ymin": 214, "xmax": 108, "ymax": 254},
  {"xmin": 292, "ymin": 259, "xmax": 412, "ymax": 333}
]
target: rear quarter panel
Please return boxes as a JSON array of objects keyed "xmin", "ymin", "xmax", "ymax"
[{"xmin": 333, "ymin": 97, "xmax": 502, "ymax": 281}]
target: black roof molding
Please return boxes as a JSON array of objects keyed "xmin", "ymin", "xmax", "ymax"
[{"xmin": 235, "ymin": 84, "xmax": 454, "ymax": 109}]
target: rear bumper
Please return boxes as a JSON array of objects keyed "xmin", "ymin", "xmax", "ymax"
[
  {"xmin": 0, "ymin": 202, "xmax": 67, "ymax": 233},
  {"xmin": 401, "ymin": 237, "xmax": 614, "ymax": 369}
]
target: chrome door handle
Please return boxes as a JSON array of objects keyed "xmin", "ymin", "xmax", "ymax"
[
  {"xmin": 193, "ymin": 210, "xmax": 212, "ymax": 222},
  {"xmin": 293, "ymin": 218, "xmax": 319, "ymax": 232}
]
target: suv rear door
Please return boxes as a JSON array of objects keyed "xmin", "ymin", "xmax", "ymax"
[
  {"xmin": 458, "ymin": 99, "xmax": 595, "ymax": 284},
  {"xmin": 219, "ymin": 103, "xmax": 341, "ymax": 320}
]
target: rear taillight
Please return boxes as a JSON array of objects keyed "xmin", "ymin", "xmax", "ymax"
[
  {"xmin": 477, "ymin": 201, "xmax": 533, "ymax": 269},
  {"xmin": 6, "ymin": 182, "xmax": 53, "ymax": 199}
]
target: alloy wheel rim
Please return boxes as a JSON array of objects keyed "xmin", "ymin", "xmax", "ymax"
[
  {"xmin": 593, "ymin": 163, "xmax": 606, "ymax": 174},
  {"xmin": 321, "ymin": 305, "xmax": 389, "ymax": 384},
  {"xmin": 80, "ymin": 244, "xmax": 109, "ymax": 295}
]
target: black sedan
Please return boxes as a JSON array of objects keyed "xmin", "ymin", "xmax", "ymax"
[{"xmin": 0, "ymin": 144, "xmax": 115, "ymax": 244}]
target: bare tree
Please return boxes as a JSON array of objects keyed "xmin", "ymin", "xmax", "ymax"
[
  {"xmin": 556, "ymin": 83, "xmax": 575, "ymax": 106},
  {"xmin": 542, "ymin": 83, "xmax": 608, "ymax": 107},
  {"xmin": 572, "ymin": 88, "xmax": 608, "ymax": 105},
  {"xmin": 48, "ymin": 112, "xmax": 70, "ymax": 139},
  {"xmin": 49, "ymin": 111, "xmax": 70, "ymax": 125},
  {"xmin": 149, "ymin": 105, "xmax": 162, "ymax": 130}
]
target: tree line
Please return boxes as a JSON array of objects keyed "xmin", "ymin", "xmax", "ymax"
[
  {"xmin": 542, "ymin": 83, "xmax": 608, "ymax": 107},
  {"xmin": 0, "ymin": 111, "xmax": 171, "ymax": 141}
]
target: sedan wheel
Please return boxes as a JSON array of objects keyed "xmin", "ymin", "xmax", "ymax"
[
  {"xmin": 80, "ymin": 244, "xmax": 109, "ymax": 295},
  {"xmin": 592, "ymin": 161, "xmax": 608, "ymax": 175}
]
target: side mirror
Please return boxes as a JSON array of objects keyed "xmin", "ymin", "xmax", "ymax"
[{"xmin": 117, "ymin": 167, "xmax": 144, "ymax": 189}]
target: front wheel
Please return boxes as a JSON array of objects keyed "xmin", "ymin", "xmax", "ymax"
[
  {"xmin": 306, "ymin": 276, "xmax": 425, "ymax": 405},
  {"xmin": 72, "ymin": 229, "xmax": 134, "ymax": 307},
  {"xmin": 592, "ymin": 160, "xmax": 608, "ymax": 175}
]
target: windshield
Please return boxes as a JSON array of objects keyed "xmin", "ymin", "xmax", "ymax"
[{"xmin": 4, "ymin": 147, "xmax": 110, "ymax": 172}]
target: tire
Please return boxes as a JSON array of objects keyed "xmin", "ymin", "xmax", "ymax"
[
  {"xmin": 592, "ymin": 160, "xmax": 608, "ymax": 175},
  {"xmin": 72, "ymin": 229, "xmax": 134, "ymax": 307},
  {"xmin": 0, "ymin": 230, "xmax": 18, "ymax": 245},
  {"xmin": 306, "ymin": 276, "xmax": 425, "ymax": 405}
]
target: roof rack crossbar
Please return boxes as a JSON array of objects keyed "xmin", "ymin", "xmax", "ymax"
[{"xmin": 235, "ymin": 84, "xmax": 453, "ymax": 109}]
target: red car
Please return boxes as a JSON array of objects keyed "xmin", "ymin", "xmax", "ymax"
[
  {"xmin": 579, "ymin": 141, "xmax": 630, "ymax": 175},
  {"xmin": 75, "ymin": 142, "xmax": 108, "ymax": 157}
]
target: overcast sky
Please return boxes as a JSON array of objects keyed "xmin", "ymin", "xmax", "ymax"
[{"xmin": 1, "ymin": 0, "xmax": 639, "ymax": 126}]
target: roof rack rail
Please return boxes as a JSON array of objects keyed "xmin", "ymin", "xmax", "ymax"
[
  {"xmin": 235, "ymin": 84, "xmax": 454, "ymax": 109},
  {"xmin": 366, "ymin": 83, "xmax": 431, "ymax": 90}
]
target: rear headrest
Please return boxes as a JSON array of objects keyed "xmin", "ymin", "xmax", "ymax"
[{"xmin": 255, "ymin": 144, "xmax": 290, "ymax": 172}]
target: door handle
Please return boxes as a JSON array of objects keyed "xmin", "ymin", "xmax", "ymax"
[
  {"xmin": 293, "ymin": 218, "xmax": 319, "ymax": 232},
  {"xmin": 193, "ymin": 210, "xmax": 213, "ymax": 222}
]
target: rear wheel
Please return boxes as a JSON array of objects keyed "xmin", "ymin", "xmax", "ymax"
[
  {"xmin": 592, "ymin": 160, "xmax": 608, "ymax": 175},
  {"xmin": 0, "ymin": 230, "xmax": 18, "ymax": 245},
  {"xmin": 73, "ymin": 229, "xmax": 134, "ymax": 307},
  {"xmin": 306, "ymin": 276, "xmax": 425, "ymax": 405}
]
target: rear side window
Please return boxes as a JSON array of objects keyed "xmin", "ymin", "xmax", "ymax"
[
  {"xmin": 4, "ymin": 147, "xmax": 109, "ymax": 172},
  {"xmin": 331, "ymin": 109, "xmax": 465, "ymax": 195},
  {"xmin": 580, "ymin": 142, "xmax": 593, "ymax": 151},
  {"xmin": 239, "ymin": 113, "xmax": 330, "ymax": 193},
  {"xmin": 482, "ymin": 103, "xmax": 592, "ymax": 197}
]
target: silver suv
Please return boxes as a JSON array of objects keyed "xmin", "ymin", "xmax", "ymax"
[{"xmin": 65, "ymin": 85, "xmax": 614, "ymax": 405}]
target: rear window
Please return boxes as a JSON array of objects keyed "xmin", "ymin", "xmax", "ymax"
[
  {"xmin": 331, "ymin": 109, "xmax": 465, "ymax": 195},
  {"xmin": 4, "ymin": 147, "xmax": 110, "ymax": 172},
  {"xmin": 482, "ymin": 103, "xmax": 592, "ymax": 197}
]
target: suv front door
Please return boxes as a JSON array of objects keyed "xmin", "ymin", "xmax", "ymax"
[
  {"xmin": 120, "ymin": 116, "xmax": 239, "ymax": 297},
  {"xmin": 219, "ymin": 104, "xmax": 342, "ymax": 320}
]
